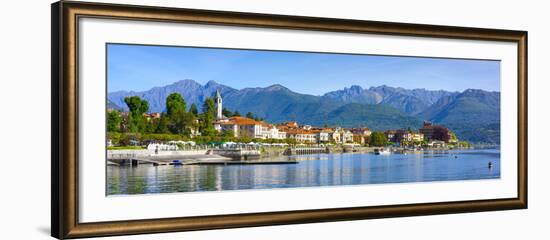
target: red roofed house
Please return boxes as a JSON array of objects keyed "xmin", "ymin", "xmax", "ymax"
[{"xmin": 215, "ymin": 116, "xmax": 285, "ymax": 139}]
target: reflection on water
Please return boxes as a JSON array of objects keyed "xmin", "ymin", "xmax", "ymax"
[{"xmin": 107, "ymin": 149, "xmax": 500, "ymax": 195}]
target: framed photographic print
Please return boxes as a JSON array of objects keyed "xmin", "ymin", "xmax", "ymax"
[{"xmin": 51, "ymin": 1, "xmax": 527, "ymax": 239}]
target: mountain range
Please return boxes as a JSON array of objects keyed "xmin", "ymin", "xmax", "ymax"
[{"xmin": 108, "ymin": 79, "xmax": 500, "ymax": 143}]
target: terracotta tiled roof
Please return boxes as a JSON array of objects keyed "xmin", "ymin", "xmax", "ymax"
[
  {"xmin": 278, "ymin": 121, "xmax": 298, "ymax": 128},
  {"xmin": 217, "ymin": 116, "xmax": 267, "ymax": 126},
  {"xmin": 260, "ymin": 122, "xmax": 272, "ymax": 128},
  {"xmin": 276, "ymin": 125, "xmax": 294, "ymax": 131},
  {"xmin": 320, "ymin": 128, "xmax": 335, "ymax": 133},
  {"xmin": 286, "ymin": 129, "xmax": 316, "ymax": 135}
]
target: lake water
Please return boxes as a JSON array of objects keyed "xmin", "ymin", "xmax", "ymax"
[{"xmin": 107, "ymin": 149, "xmax": 500, "ymax": 195}]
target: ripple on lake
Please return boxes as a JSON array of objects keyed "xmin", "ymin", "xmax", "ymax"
[{"xmin": 107, "ymin": 149, "xmax": 500, "ymax": 195}]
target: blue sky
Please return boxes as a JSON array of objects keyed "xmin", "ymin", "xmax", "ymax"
[{"xmin": 107, "ymin": 43, "xmax": 500, "ymax": 95}]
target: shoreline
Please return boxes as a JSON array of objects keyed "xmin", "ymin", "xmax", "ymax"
[{"xmin": 107, "ymin": 147, "xmax": 497, "ymax": 167}]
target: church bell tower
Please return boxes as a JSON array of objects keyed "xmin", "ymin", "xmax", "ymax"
[{"xmin": 215, "ymin": 89, "xmax": 223, "ymax": 120}]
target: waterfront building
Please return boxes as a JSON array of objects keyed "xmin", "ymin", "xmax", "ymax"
[
  {"xmin": 215, "ymin": 116, "xmax": 286, "ymax": 139},
  {"xmin": 350, "ymin": 127, "xmax": 372, "ymax": 137},
  {"xmin": 395, "ymin": 129, "xmax": 424, "ymax": 143},
  {"xmin": 411, "ymin": 132, "xmax": 424, "ymax": 142},
  {"xmin": 419, "ymin": 121, "xmax": 435, "ymax": 141},
  {"xmin": 395, "ymin": 129, "xmax": 410, "ymax": 142},
  {"xmin": 276, "ymin": 122, "xmax": 297, "ymax": 138},
  {"xmin": 329, "ymin": 127, "xmax": 354, "ymax": 144},
  {"xmin": 215, "ymin": 116, "xmax": 265, "ymax": 138},
  {"xmin": 352, "ymin": 134, "xmax": 365, "ymax": 144},
  {"xmin": 286, "ymin": 129, "xmax": 317, "ymax": 143},
  {"xmin": 350, "ymin": 127, "xmax": 372, "ymax": 145},
  {"xmin": 267, "ymin": 125, "xmax": 287, "ymax": 139},
  {"xmin": 330, "ymin": 129, "xmax": 341, "ymax": 143},
  {"xmin": 419, "ymin": 121, "xmax": 452, "ymax": 142},
  {"xmin": 260, "ymin": 123, "xmax": 286, "ymax": 139},
  {"xmin": 385, "ymin": 130, "xmax": 397, "ymax": 142},
  {"xmin": 386, "ymin": 129, "xmax": 425, "ymax": 144},
  {"xmin": 316, "ymin": 129, "xmax": 332, "ymax": 143},
  {"xmin": 342, "ymin": 130, "xmax": 354, "ymax": 143}
]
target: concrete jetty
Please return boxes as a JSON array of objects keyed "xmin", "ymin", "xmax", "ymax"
[
  {"xmin": 107, "ymin": 149, "xmax": 293, "ymax": 166},
  {"xmin": 108, "ymin": 152, "xmax": 230, "ymax": 166}
]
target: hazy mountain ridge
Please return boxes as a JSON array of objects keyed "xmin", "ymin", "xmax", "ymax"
[
  {"xmin": 309, "ymin": 103, "xmax": 423, "ymax": 131},
  {"xmin": 323, "ymin": 85, "xmax": 458, "ymax": 115},
  {"xmin": 108, "ymin": 79, "xmax": 500, "ymax": 143},
  {"xmin": 109, "ymin": 79, "xmax": 237, "ymax": 113},
  {"xmin": 416, "ymin": 89, "xmax": 501, "ymax": 143}
]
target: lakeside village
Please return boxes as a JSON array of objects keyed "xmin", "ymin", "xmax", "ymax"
[{"xmin": 107, "ymin": 90, "xmax": 471, "ymax": 165}]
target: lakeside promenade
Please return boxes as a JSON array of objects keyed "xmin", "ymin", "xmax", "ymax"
[
  {"xmin": 107, "ymin": 144, "xmax": 475, "ymax": 167},
  {"xmin": 108, "ymin": 147, "xmax": 285, "ymax": 166}
]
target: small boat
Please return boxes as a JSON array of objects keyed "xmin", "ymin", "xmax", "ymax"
[
  {"xmin": 374, "ymin": 148, "xmax": 391, "ymax": 155},
  {"xmin": 171, "ymin": 160, "xmax": 183, "ymax": 166}
]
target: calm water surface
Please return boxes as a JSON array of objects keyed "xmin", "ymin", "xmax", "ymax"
[{"xmin": 107, "ymin": 149, "xmax": 500, "ymax": 195}]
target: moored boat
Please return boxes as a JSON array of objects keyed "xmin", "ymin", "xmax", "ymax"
[{"xmin": 374, "ymin": 148, "xmax": 391, "ymax": 155}]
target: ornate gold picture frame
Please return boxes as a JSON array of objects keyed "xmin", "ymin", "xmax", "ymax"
[{"xmin": 52, "ymin": 1, "xmax": 527, "ymax": 239}]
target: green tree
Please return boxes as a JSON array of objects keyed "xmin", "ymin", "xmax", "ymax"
[
  {"xmin": 124, "ymin": 96, "xmax": 149, "ymax": 115},
  {"xmin": 222, "ymin": 108, "xmax": 233, "ymax": 117},
  {"xmin": 124, "ymin": 96, "xmax": 149, "ymax": 133},
  {"xmin": 233, "ymin": 110, "xmax": 241, "ymax": 117},
  {"xmin": 449, "ymin": 130, "xmax": 458, "ymax": 142},
  {"xmin": 166, "ymin": 93, "xmax": 186, "ymax": 116},
  {"xmin": 199, "ymin": 98, "xmax": 217, "ymax": 137},
  {"xmin": 254, "ymin": 116, "xmax": 263, "ymax": 121},
  {"xmin": 200, "ymin": 113, "xmax": 217, "ymax": 137},
  {"xmin": 189, "ymin": 103, "xmax": 199, "ymax": 117},
  {"xmin": 107, "ymin": 110, "xmax": 122, "ymax": 132},
  {"xmin": 246, "ymin": 112, "xmax": 254, "ymax": 119},
  {"xmin": 145, "ymin": 118, "xmax": 157, "ymax": 133},
  {"xmin": 119, "ymin": 132, "xmax": 142, "ymax": 146},
  {"xmin": 155, "ymin": 113, "xmax": 169, "ymax": 134},
  {"xmin": 169, "ymin": 110, "xmax": 195, "ymax": 135},
  {"xmin": 220, "ymin": 129, "xmax": 235, "ymax": 138},
  {"xmin": 369, "ymin": 132, "xmax": 388, "ymax": 147},
  {"xmin": 433, "ymin": 125, "xmax": 451, "ymax": 142},
  {"xmin": 165, "ymin": 93, "xmax": 195, "ymax": 135},
  {"xmin": 106, "ymin": 132, "xmax": 122, "ymax": 146},
  {"xmin": 202, "ymin": 97, "xmax": 216, "ymax": 117}
]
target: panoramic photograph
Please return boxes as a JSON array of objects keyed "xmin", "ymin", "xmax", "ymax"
[{"xmin": 106, "ymin": 43, "xmax": 501, "ymax": 195}]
